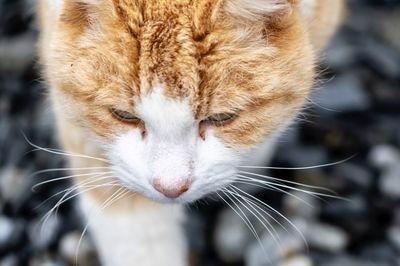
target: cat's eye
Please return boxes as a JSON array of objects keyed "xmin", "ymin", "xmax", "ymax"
[
  {"xmin": 110, "ymin": 108, "xmax": 141, "ymax": 123},
  {"xmin": 203, "ymin": 113, "xmax": 237, "ymax": 126}
]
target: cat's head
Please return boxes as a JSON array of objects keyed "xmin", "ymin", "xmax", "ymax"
[{"xmin": 45, "ymin": 0, "xmax": 315, "ymax": 203}]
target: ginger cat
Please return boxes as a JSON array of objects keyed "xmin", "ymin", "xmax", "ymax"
[{"xmin": 38, "ymin": 0, "xmax": 344, "ymax": 265}]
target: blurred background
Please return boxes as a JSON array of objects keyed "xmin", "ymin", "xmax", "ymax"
[{"xmin": 0, "ymin": 0, "xmax": 400, "ymax": 265}]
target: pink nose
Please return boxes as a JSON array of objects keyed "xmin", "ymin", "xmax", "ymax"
[{"xmin": 152, "ymin": 178, "xmax": 190, "ymax": 199}]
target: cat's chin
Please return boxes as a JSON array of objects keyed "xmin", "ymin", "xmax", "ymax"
[{"xmin": 135, "ymin": 189, "xmax": 206, "ymax": 204}]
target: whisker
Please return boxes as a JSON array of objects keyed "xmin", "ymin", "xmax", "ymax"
[
  {"xmin": 235, "ymin": 176, "xmax": 315, "ymax": 207},
  {"xmin": 223, "ymin": 187, "xmax": 283, "ymax": 251},
  {"xmin": 32, "ymin": 171, "xmax": 113, "ymax": 191},
  {"xmin": 236, "ymin": 175, "xmax": 348, "ymax": 201},
  {"xmin": 239, "ymin": 171, "xmax": 337, "ymax": 194},
  {"xmin": 40, "ymin": 177, "xmax": 118, "ymax": 233},
  {"xmin": 216, "ymin": 191, "xmax": 263, "ymax": 252},
  {"xmin": 229, "ymin": 186, "xmax": 309, "ymax": 249},
  {"xmin": 23, "ymin": 135, "xmax": 109, "ymax": 163},
  {"xmin": 35, "ymin": 175, "xmax": 118, "ymax": 210},
  {"xmin": 238, "ymin": 155, "xmax": 356, "ymax": 170},
  {"xmin": 30, "ymin": 166, "xmax": 110, "ymax": 178},
  {"xmin": 227, "ymin": 185, "xmax": 290, "ymax": 234}
]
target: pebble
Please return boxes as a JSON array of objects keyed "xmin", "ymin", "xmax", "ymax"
[
  {"xmin": 379, "ymin": 165, "xmax": 400, "ymax": 198},
  {"xmin": 321, "ymin": 255, "xmax": 391, "ymax": 266},
  {"xmin": 0, "ymin": 216, "xmax": 23, "ymax": 250},
  {"xmin": 0, "ymin": 167, "xmax": 32, "ymax": 210},
  {"xmin": 282, "ymin": 189, "xmax": 321, "ymax": 219},
  {"xmin": 312, "ymin": 74, "xmax": 370, "ymax": 112},
  {"xmin": 244, "ymin": 228, "xmax": 306, "ymax": 266},
  {"xmin": 0, "ymin": 216, "xmax": 15, "ymax": 249},
  {"xmin": 332, "ymin": 163, "xmax": 373, "ymax": 190},
  {"xmin": 28, "ymin": 215, "xmax": 60, "ymax": 250},
  {"xmin": 214, "ymin": 207, "xmax": 254, "ymax": 263},
  {"xmin": 0, "ymin": 255, "xmax": 18, "ymax": 266},
  {"xmin": 388, "ymin": 226, "xmax": 400, "ymax": 250},
  {"xmin": 278, "ymin": 256, "xmax": 313, "ymax": 266},
  {"xmin": 59, "ymin": 231, "xmax": 97, "ymax": 265},
  {"xmin": 278, "ymin": 145, "xmax": 328, "ymax": 169},
  {"xmin": 369, "ymin": 145, "xmax": 400, "ymax": 169},
  {"xmin": 303, "ymin": 221, "xmax": 349, "ymax": 253}
]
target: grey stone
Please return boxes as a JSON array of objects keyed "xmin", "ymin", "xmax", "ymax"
[
  {"xmin": 369, "ymin": 145, "xmax": 400, "ymax": 169},
  {"xmin": 278, "ymin": 145, "xmax": 328, "ymax": 169},
  {"xmin": 321, "ymin": 255, "xmax": 391, "ymax": 266},
  {"xmin": 59, "ymin": 231, "xmax": 97, "ymax": 265},
  {"xmin": 0, "ymin": 167, "xmax": 32, "ymax": 209},
  {"xmin": 388, "ymin": 226, "xmax": 400, "ymax": 251},
  {"xmin": 0, "ymin": 255, "xmax": 18, "ymax": 266},
  {"xmin": 28, "ymin": 216, "xmax": 60, "ymax": 250},
  {"xmin": 333, "ymin": 163, "xmax": 373, "ymax": 190},
  {"xmin": 282, "ymin": 189, "xmax": 321, "ymax": 219},
  {"xmin": 214, "ymin": 207, "xmax": 254, "ymax": 263},
  {"xmin": 303, "ymin": 221, "xmax": 349, "ymax": 253},
  {"xmin": 0, "ymin": 216, "xmax": 15, "ymax": 249},
  {"xmin": 379, "ymin": 165, "xmax": 400, "ymax": 198},
  {"xmin": 312, "ymin": 74, "xmax": 370, "ymax": 112},
  {"xmin": 244, "ymin": 228, "xmax": 306, "ymax": 266}
]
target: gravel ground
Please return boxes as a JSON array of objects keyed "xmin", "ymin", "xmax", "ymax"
[{"xmin": 0, "ymin": 0, "xmax": 400, "ymax": 266}]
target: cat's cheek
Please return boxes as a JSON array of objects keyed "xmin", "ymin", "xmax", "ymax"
[{"xmin": 104, "ymin": 129, "xmax": 151, "ymax": 191}]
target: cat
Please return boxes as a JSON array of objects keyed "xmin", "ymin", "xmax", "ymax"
[{"xmin": 38, "ymin": 0, "xmax": 344, "ymax": 265}]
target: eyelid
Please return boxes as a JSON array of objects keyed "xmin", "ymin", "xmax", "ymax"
[
  {"xmin": 109, "ymin": 107, "xmax": 141, "ymax": 123},
  {"xmin": 203, "ymin": 112, "xmax": 238, "ymax": 126}
]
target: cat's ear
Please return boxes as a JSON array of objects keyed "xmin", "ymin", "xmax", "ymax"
[{"xmin": 223, "ymin": 0, "xmax": 295, "ymax": 21}]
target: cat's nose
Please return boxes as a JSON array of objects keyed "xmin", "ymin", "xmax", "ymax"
[{"xmin": 152, "ymin": 178, "xmax": 190, "ymax": 199}]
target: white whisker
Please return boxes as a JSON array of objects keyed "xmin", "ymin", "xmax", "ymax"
[
  {"xmin": 238, "ymin": 155, "xmax": 356, "ymax": 170},
  {"xmin": 223, "ymin": 187, "xmax": 283, "ymax": 252},
  {"xmin": 235, "ymin": 176, "xmax": 315, "ymax": 207},
  {"xmin": 239, "ymin": 171, "xmax": 337, "ymax": 194},
  {"xmin": 23, "ymin": 135, "xmax": 109, "ymax": 163},
  {"xmin": 229, "ymin": 186, "xmax": 309, "ymax": 249},
  {"xmin": 32, "ymin": 171, "xmax": 113, "ymax": 190}
]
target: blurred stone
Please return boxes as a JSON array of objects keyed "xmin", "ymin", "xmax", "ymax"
[
  {"xmin": 0, "ymin": 215, "xmax": 15, "ymax": 249},
  {"xmin": 312, "ymin": 74, "xmax": 370, "ymax": 112},
  {"xmin": 360, "ymin": 242, "xmax": 398, "ymax": 263},
  {"xmin": 29, "ymin": 255, "xmax": 66, "ymax": 266},
  {"xmin": 388, "ymin": 226, "xmax": 400, "ymax": 251},
  {"xmin": 0, "ymin": 33, "xmax": 36, "ymax": 72},
  {"xmin": 278, "ymin": 256, "xmax": 313, "ymax": 266},
  {"xmin": 59, "ymin": 231, "xmax": 98, "ymax": 266},
  {"xmin": 0, "ymin": 255, "xmax": 18, "ymax": 266},
  {"xmin": 278, "ymin": 145, "xmax": 328, "ymax": 169},
  {"xmin": 0, "ymin": 167, "xmax": 32, "ymax": 210},
  {"xmin": 0, "ymin": 215, "xmax": 23, "ymax": 251},
  {"xmin": 321, "ymin": 255, "xmax": 391, "ymax": 266},
  {"xmin": 303, "ymin": 221, "xmax": 349, "ymax": 253},
  {"xmin": 28, "ymin": 215, "xmax": 60, "ymax": 250},
  {"xmin": 186, "ymin": 211, "xmax": 206, "ymax": 254},
  {"xmin": 244, "ymin": 228, "xmax": 306, "ymax": 266},
  {"xmin": 369, "ymin": 145, "xmax": 400, "ymax": 169},
  {"xmin": 282, "ymin": 189, "xmax": 321, "ymax": 219},
  {"xmin": 379, "ymin": 165, "xmax": 400, "ymax": 198},
  {"xmin": 214, "ymin": 207, "xmax": 254, "ymax": 263},
  {"xmin": 332, "ymin": 163, "xmax": 373, "ymax": 190}
]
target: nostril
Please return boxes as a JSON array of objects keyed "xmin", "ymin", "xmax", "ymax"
[{"xmin": 152, "ymin": 178, "xmax": 190, "ymax": 199}]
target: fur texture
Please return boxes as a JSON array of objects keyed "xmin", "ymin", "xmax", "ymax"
[{"xmin": 38, "ymin": 0, "xmax": 344, "ymax": 265}]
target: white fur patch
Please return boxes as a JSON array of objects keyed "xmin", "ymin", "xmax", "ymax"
[
  {"xmin": 300, "ymin": 0, "xmax": 317, "ymax": 21},
  {"xmin": 225, "ymin": 0, "xmax": 289, "ymax": 20},
  {"xmin": 79, "ymin": 195, "xmax": 187, "ymax": 266}
]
